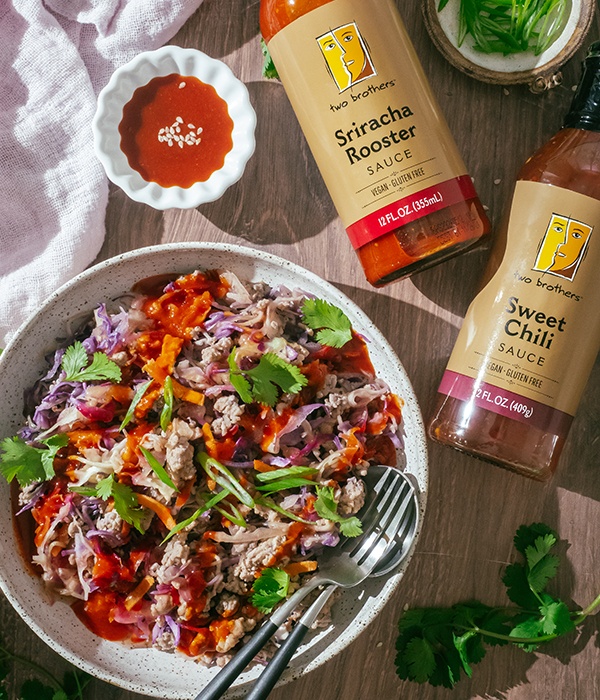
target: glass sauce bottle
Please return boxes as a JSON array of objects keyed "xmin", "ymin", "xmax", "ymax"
[
  {"xmin": 428, "ymin": 42, "xmax": 600, "ymax": 481},
  {"xmin": 260, "ymin": 0, "xmax": 490, "ymax": 286}
]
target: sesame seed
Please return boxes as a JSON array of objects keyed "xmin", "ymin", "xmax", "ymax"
[
  {"xmin": 188, "ymin": 124, "xmax": 195, "ymax": 129},
  {"xmin": 179, "ymin": 82, "xmax": 186, "ymax": 88},
  {"xmin": 176, "ymin": 116, "xmax": 183, "ymax": 123}
]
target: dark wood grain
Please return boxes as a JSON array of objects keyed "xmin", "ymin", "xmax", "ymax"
[{"xmin": 2, "ymin": 1, "xmax": 599, "ymax": 699}]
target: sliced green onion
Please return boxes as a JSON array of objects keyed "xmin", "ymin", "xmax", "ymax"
[
  {"xmin": 160, "ymin": 376, "xmax": 174, "ymax": 432},
  {"xmin": 256, "ymin": 496, "xmax": 313, "ymax": 524},
  {"xmin": 198, "ymin": 452, "xmax": 255, "ymax": 508},
  {"xmin": 254, "ymin": 466, "xmax": 319, "ymax": 483},
  {"xmin": 255, "ymin": 477, "xmax": 317, "ymax": 494},
  {"xmin": 139, "ymin": 445, "xmax": 178, "ymax": 492},
  {"xmin": 214, "ymin": 500, "xmax": 248, "ymax": 528},
  {"xmin": 442, "ymin": 0, "xmax": 568, "ymax": 56},
  {"xmin": 119, "ymin": 379, "xmax": 153, "ymax": 431},
  {"xmin": 162, "ymin": 489, "xmax": 228, "ymax": 543}
]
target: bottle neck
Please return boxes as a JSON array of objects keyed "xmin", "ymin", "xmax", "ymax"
[{"xmin": 563, "ymin": 41, "xmax": 600, "ymax": 132}]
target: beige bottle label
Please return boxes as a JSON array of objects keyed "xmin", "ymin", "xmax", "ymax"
[
  {"xmin": 440, "ymin": 180, "xmax": 600, "ymax": 427},
  {"xmin": 267, "ymin": 0, "xmax": 477, "ymax": 249}
]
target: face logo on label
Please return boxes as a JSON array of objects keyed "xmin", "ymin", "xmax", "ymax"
[
  {"xmin": 316, "ymin": 22, "xmax": 376, "ymax": 93},
  {"xmin": 532, "ymin": 213, "xmax": 593, "ymax": 281}
]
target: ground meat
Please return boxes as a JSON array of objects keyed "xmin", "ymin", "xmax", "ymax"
[
  {"xmin": 150, "ymin": 593, "xmax": 175, "ymax": 618},
  {"xmin": 215, "ymin": 617, "xmax": 257, "ymax": 653},
  {"xmin": 193, "ymin": 335, "xmax": 233, "ymax": 366},
  {"xmin": 211, "ymin": 395, "xmax": 244, "ymax": 437},
  {"xmin": 94, "ymin": 509, "xmax": 123, "ymax": 534},
  {"xmin": 337, "ymin": 476, "xmax": 366, "ymax": 515},
  {"xmin": 149, "ymin": 535, "xmax": 190, "ymax": 585},
  {"xmin": 230, "ymin": 536, "xmax": 287, "ymax": 583},
  {"xmin": 164, "ymin": 418, "xmax": 201, "ymax": 485},
  {"xmin": 215, "ymin": 592, "xmax": 241, "ymax": 618},
  {"xmin": 153, "ymin": 629, "xmax": 176, "ymax": 653}
]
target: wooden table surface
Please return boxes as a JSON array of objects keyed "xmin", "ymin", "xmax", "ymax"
[{"xmin": 2, "ymin": 1, "xmax": 599, "ymax": 699}]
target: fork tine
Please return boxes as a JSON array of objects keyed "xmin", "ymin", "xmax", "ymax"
[
  {"xmin": 345, "ymin": 475, "xmax": 409, "ymax": 560},
  {"xmin": 337, "ymin": 470, "xmax": 402, "ymax": 555},
  {"xmin": 356, "ymin": 480, "xmax": 416, "ymax": 573}
]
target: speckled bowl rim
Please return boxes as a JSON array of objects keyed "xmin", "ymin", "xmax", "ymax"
[
  {"xmin": 0, "ymin": 243, "xmax": 427, "ymax": 699},
  {"xmin": 92, "ymin": 47, "xmax": 257, "ymax": 210}
]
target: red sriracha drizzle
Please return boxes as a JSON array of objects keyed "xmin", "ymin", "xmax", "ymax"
[{"xmin": 119, "ymin": 73, "xmax": 234, "ymax": 189}]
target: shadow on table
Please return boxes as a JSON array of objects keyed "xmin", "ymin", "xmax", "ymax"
[{"xmin": 198, "ymin": 80, "xmax": 337, "ymax": 245}]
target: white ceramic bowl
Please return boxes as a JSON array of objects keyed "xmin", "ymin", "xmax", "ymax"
[
  {"xmin": 0, "ymin": 243, "xmax": 427, "ymax": 699},
  {"xmin": 92, "ymin": 47, "xmax": 256, "ymax": 209}
]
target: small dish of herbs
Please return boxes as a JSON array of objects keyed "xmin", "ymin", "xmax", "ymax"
[{"xmin": 422, "ymin": 0, "xmax": 594, "ymax": 86}]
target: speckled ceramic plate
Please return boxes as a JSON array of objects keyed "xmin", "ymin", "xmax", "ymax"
[{"xmin": 0, "ymin": 243, "xmax": 427, "ymax": 699}]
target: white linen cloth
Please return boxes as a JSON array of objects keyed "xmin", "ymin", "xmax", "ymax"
[{"xmin": 0, "ymin": 0, "xmax": 204, "ymax": 347}]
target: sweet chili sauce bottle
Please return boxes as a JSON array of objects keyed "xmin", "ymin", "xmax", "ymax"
[
  {"xmin": 428, "ymin": 42, "xmax": 600, "ymax": 481},
  {"xmin": 260, "ymin": 0, "xmax": 490, "ymax": 286}
]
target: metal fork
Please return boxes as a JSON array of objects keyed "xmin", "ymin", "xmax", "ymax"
[{"xmin": 195, "ymin": 465, "xmax": 419, "ymax": 700}]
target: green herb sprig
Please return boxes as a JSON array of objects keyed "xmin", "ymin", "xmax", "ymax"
[
  {"xmin": 228, "ymin": 351, "xmax": 307, "ymax": 407},
  {"xmin": 395, "ymin": 523, "xmax": 600, "ymax": 688},
  {"xmin": 438, "ymin": 0, "xmax": 568, "ymax": 56},
  {"xmin": 70, "ymin": 475, "xmax": 146, "ymax": 533},
  {"xmin": 314, "ymin": 485, "xmax": 363, "ymax": 537},
  {"xmin": 0, "ymin": 434, "xmax": 68, "ymax": 487},
  {"xmin": 301, "ymin": 298, "xmax": 352, "ymax": 348},
  {"xmin": 61, "ymin": 341, "xmax": 122, "ymax": 383},
  {"xmin": 251, "ymin": 567, "xmax": 290, "ymax": 613}
]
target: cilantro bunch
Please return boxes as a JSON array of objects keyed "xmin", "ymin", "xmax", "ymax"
[
  {"xmin": 395, "ymin": 523, "xmax": 600, "ymax": 688},
  {"xmin": 0, "ymin": 635, "xmax": 90, "ymax": 700}
]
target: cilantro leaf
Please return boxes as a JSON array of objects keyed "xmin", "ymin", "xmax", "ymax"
[
  {"xmin": 502, "ymin": 562, "xmax": 539, "ymax": 609},
  {"xmin": 260, "ymin": 38, "xmax": 279, "ymax": 80},
  {"xmin": 513, "ymin": 522, "xmax": 558, "ymax": 557},
  {"xmin": 251, "ymin": 567, "xmax": 290, "ymax": 613},
  {"xmin": 0, "ymin": 434, "xmax": 68, "ymax": 487},
  {"xmin": 301, "ymin": 298, "xmax": 352, "ymax": 348},
  {"xmin": 394, "ymin": 522, "xmax": 600, "ymax": 689},
  {"xmin": 314, "ymin": 485, "xmax": 363, "ymax": 537},
  {"xmin": 540, "ymin": 600, "xmax": 575, "ymax": 636},
  {"xmin": 76, "ymin": 475, "xmax": 146, "ymax": 533},
  {"xmin": 403, "ymin": 636, "xmax": 436, "ymax": 683},
  {"xmin": 62, "ymin": 341, "xmax": 122, "ymax": 383},
  {"xmin": 228, "ymin": 351, "xmax": 307, "ymax": 407},
  {"xmin": 228, "ymin": 351, "xmax": 252, "ymax": 403},
  {"xmin": 509, "ymin": 616, "xmax": 546, "ymax": 650}
]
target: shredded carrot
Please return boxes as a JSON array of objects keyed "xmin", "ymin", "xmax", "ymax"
[
  {"xmin": 201, "ymin": 423, "xmax": 235, "ymax": 461},
  {"xmin": 171, "ymin": 378, "xmax": 205, "ymax": 405},
  {"xmin": 105, "ymin": 385, "xmax": 134, "ymax": 404},
  {"xmin": 143, "ymin": 334, "xmax": 184, "ymax": 384},
  {"xmin": 282, "ymin": 560, "xmax": 318, "ymax": 577},
  {"xmin": 253, "ymin": 459, "xmax": 275, "ymax": 473},
  {"xmin": 136, "ymin": 493, "xmax": 176, "ymax": 530},
  {"xmin": 134, "ymin": 383, "xmax": 162, "ymax": 419},
  {"xmin": 67, "ymin": 429, "xmax": 104, "ymax": 451},
  {"xmin": 142, "ymin": 334, "xmax": 204, "ymax": 405},
  {"xmin": 175, "ymin": 477, "xmax": 195, "ymax": 510},
  {"xmin": 124, "ymin": 575, "xmax": 155, "ymax": 611}
]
